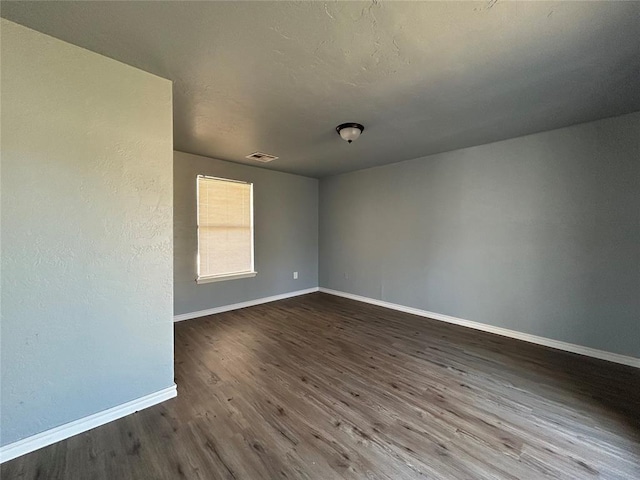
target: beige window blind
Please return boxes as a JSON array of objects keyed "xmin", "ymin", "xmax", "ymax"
[{"xmin": 197, "ymin": 176, "xmax": 255, "ymax": 283}]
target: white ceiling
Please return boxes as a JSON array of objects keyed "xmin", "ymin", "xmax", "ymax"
[{"xmin": 2, "ymin": 1, "xmax": 639, "ymax": 177}]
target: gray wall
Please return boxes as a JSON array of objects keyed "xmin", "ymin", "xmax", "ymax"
[
  {"xmin": 1, "ymin": 20, "xmax": 175, "ymax": 446},
  {"xmin": 320, "ymin": 112, "xmax": 640, "ymax": 358},
  {"xmin": 174, "ymin": 151, "xmax": 318, "ymax": 315}
]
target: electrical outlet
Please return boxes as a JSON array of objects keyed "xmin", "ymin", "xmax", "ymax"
[{"xmin": 293, "ymin": 271, "xmax": 298, "ymax": 279}]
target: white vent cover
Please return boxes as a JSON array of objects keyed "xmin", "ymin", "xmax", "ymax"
[{"xmin": 246, "ymin": 152, "xmax": 278, "ymax": 163}]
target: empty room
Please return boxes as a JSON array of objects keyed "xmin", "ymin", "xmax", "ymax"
[{"xmin": 1, "ymin": 1, "xmax": 639, "ymax": 479}]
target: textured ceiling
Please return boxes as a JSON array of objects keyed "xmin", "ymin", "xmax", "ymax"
[{"xmin": 2, "ymin": 1, "xmax": 639, "ymax": 177}]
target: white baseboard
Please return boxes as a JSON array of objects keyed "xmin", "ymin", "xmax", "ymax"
[
  {"xmin": 0, "ymin": 384, "xmax": 177, "ymax": 464},
  {"xmin": 319, "ymin": 288, "xmax": 640, "ymax": 369},
  {"xmin": 174, "ymin": 287, "xmax": 319, "ymax": 322}
]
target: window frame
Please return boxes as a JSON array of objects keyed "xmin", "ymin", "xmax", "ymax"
[{"xmin": 196, "ymin": 175, "xmax": 256, "ymax": 284}]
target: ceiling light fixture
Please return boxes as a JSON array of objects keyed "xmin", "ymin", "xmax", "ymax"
[{"xmin": 336, "ymin": 123, "xmax": 364, "ymax": 144}]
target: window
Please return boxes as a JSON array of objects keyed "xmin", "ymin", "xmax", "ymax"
[{"xmin": 196, "ymin": 175, "xmax": 256, "ymax": 284}]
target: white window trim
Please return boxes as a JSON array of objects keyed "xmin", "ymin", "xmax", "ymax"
[
  {"xmin": 196, "ymin": 175, "xmax": 256, "ymax": 284},
  {"xmin": 196, "ymin": 271, "xmax": 257, "ymax": 284}
]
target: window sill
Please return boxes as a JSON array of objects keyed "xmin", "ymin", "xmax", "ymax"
[{"xmin": 196, "ymin": 271, "xmax": 257, "ymax": 284}]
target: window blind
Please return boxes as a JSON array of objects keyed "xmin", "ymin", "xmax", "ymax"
[{"xmin": 197, "ymin": 176, "xmax": 254, "ymax": 280}]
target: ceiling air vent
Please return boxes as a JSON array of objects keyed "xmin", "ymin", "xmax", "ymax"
[{"xmin": 246, "ymin": 152, "xmax": 279, "ymax": 163}]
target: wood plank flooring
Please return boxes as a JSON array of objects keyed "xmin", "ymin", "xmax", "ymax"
[{"xmin": 3, "ymin": 293, "xmax": 639, "ymax": 479}]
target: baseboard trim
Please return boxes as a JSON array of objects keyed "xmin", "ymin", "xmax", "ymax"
[
  {"xmin": 0, "ymin": 384, "xmax": 177, "ymax": 464},
  {"xmin": 319, "ymin": 288, "xmax": 640, "ymax": 369},
  {"xmin": 174, "ymin": 287, "xmax": 320, "ymax": 322}
]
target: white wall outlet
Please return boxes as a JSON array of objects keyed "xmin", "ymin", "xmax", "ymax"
[{"xmin": 293, "ymin": 271, "xmax": 298, "ymax": 279}]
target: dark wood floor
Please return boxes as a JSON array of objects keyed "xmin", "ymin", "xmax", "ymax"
[{"xmin": 3, "ymin": 293, "xmax": 639, "ymax": 479}]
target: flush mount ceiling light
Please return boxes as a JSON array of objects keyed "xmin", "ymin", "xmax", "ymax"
[{"xmin": 336, "ymin": 123, "xmax": 364, "ymax": 143}]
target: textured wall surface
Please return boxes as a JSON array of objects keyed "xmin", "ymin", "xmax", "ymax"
[
  {"xmin": 1, "ymin": 20, "xmax": 174, "ymax": 446},
  {"xmin": 174, "ymin": 151, "xmax": 318, "ymax": 315},
  {"xmin": 320, "ymin": 112, "xmax": 640, "ymax": 358}
]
